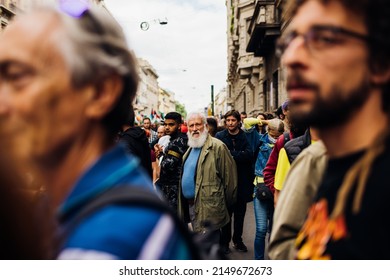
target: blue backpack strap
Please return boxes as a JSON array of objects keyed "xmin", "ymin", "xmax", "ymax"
[{"xmin": 59, "ymin": 186, "xmax": 202, "ymax": 259}]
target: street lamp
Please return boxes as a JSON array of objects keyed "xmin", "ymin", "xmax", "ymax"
[{"xmin": 140, "ymin": 17, "xmax": 168, "ymax": 31}]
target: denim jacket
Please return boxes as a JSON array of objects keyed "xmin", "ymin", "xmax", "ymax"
[{"xmin": 254, "ymin": 133, "xmax": 274, "ymax": 178}]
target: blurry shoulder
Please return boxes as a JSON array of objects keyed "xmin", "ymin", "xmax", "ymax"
[{"xmin": 299, "ymin": 141, "xmax": 327, "ymax": 158}]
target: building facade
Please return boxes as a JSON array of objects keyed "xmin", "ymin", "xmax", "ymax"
[
  {"xmin": 2, "ymin": 0, "xmax": 179, "ymax": 122},
  {"xmin": 158, "ymin": 88, "xmax": 176, "ymax": 116},
  {"xmin": 134, "ymin": 58, "xmax": 160, "ymax": 118},
  {"xmin": 0, "ymin": 0, "xmax": 18, "ymax": 30},
  {"xmin": 226, "ymin": 0, "xmax": 288, "ymax": 117},
  {"xmin": 214, "ymin": 87, "xmax": 229, "ymax": 120}
]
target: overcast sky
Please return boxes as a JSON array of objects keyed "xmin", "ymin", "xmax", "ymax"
[{"xmin": 103, "ymin": 0, "xmax": 228, "ymax": 113}]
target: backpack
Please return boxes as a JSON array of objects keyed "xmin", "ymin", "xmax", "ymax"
[
  {"xmin": 60, "ymin": 186, "xmax": 225, "ymax": 260},
  {"xmin": 283, "ymin": 131, "xmax": 291, "ymax": 144}
]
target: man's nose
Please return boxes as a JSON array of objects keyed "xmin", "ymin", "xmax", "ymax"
[
  {"xmin": 0, "ymin": 85, "xmax": 10, "ymax": 116},
  {"xmin": 282, "ymin": 36, "xmax": 309, "ymax": 68}
]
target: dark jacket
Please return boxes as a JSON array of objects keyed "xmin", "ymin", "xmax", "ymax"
[
  {"xmin": 119, "ymin": 126, "xmax": 153, "ymax": 179},
  {"xmin": 156, "ymin": 134, "xmax": 189, "ymax": 187},
  {"xmin": 155, "ymin": 134, "xmax": 188, "ymax": 212},
  {"xmin": 215, "ymin": 129, "xmax": 254, "ymax": 203},
  {"xmin": 284, "ymin": 129, "xmax": 312, "ymax": 163}
]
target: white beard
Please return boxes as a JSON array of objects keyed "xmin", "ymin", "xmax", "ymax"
[{"xmin": 187, "ymin": 128, "xmax": 208, "ymax": 148}]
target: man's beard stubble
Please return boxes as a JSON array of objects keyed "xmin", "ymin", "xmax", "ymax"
[{"xmin": 289, "ymin": 72, "xmax": 370, "ymax": 129}]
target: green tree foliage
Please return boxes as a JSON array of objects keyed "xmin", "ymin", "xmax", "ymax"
[{"xmin": 175, "ymin": 101, "xmax": 187, "ymax": 119}]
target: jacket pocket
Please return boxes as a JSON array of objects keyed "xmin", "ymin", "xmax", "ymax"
[{"xmin": 199, "ymin": 183, "xmax": 226, "ymax": 224}]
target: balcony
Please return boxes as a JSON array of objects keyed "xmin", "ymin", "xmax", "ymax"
[
  {"xmin": 0, "ymin": 2, "xmax": 16, "ymax": 28},
  {"xmin": 246, "ymin": 1, "xmax": 280, "ymax": 57}
]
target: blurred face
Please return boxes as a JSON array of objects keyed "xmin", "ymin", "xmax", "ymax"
[
  {"xmin": 0, "ymin": 13, "xmax": 93, "ymax": 163},
  {"xmin": 225, "ymin": 115, "xmax": 240, "ymax": 134},
  {"xmin": 281, "ymin": 0, "xmax": 370, "ymax": 128},
  {"xmin": 143, "ymin": 119, "xmax": 151, "ymax": 129},
  {"xmin": 157, "ymin": 126, "xmax": 165, "ymax": 138},
  {"xmin": 164, "ymin": 119, "xmax": 179, "ymax": 136},
  {"xmin": 268, "ymin": 127, "xmax": 282, "ymax": 140},
  {"xmin": 187, "ymin": 116, "xmax": 208, "ymax": 148}
]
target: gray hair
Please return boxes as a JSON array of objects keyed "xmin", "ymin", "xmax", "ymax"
[
  {"xmin": 186, "ymin": 112, "xmax": 207, "ymax": 125},
  {"xmin": 267, "ymin": 118, "xmax": 285, "ymax": 133},
  {"xmin": 32, "ymin": 5, "xmax": 139, "ymax": 137}
]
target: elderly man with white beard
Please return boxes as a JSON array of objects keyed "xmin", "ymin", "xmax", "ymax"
[{"xmin": 178, "ymin": 112, "xmax": 237, "ymax": 241}]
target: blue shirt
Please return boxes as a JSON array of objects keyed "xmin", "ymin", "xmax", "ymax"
[
  {"xmin": 181, "ymin": 148, "xmax": 201, "ymax": 199},
  {"xmin": 57, "ymin": 143, "xmax": 191, "ymax": 260}
]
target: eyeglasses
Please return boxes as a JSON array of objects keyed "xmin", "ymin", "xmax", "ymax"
[{"xmin": 276, "ymin": 25, "xmax": 369, "ymax": 58}]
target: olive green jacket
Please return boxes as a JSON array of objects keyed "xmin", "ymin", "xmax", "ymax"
[{"xmin": 178, "ymin": 134, "xmax": 237, "ymax": 232}]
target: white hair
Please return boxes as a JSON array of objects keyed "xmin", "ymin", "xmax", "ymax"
[
  {"xmin": 23, "ymin": 4, "xmax": 139, "ymax": 136},
  {"xmin": 186, "ymin": 112, "xmax": 207, "ymax": 125},
  {"xmin": 186, "ymin": 112, "xmax": 208, "ymax": 148},
  {"xmin": 267, "ymin": 118, "xmax": 285, "ymax": 133}
]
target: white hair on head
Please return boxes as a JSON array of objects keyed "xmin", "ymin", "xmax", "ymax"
[
  {"xmin": 21, "ymin": 4, "xmax": 139, "ymax": 136},
  {"xmin": 186, "ymin": 112, "xmax": 207, "ymax": 125},
  {"xmin": 267, "ymin": 118, "xmax": 285, "ymax": 133},
  {"xmin": 186, "ymin": 112, "xmax": 208, "ymax": 148}
]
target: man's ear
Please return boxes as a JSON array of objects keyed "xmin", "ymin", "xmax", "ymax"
[{"xmin": 85, "ymin": 75, "xmax": 123, "ymax": 120}]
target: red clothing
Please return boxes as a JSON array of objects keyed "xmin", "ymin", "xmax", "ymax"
[
  {"xmin": 181, "ymin": 124, "xmax": 188, "ymax": 134},
  {"xmin": 151, "ymin": 149, "xmax": 156, "ymax": 162},
  {"xmin": 263, "ymin": 132, "xmax": 292, "ymax": 193}
]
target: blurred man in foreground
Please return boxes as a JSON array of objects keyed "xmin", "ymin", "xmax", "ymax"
[
  {"xmin": 0, "ymin": 3, "xmax": 191, "ymax": 259},
  {"xmin": 278, "ymin": 0, "xmax": 390, "ymax": 259}
]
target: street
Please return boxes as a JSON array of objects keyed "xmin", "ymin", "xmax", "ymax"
[{"xmin": 228, "ymin": 201, "xmax": 269, "ymax": 260}]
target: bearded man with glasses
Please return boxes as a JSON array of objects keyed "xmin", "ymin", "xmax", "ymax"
[{"xmin": 275, "ymin": 0, "xmax": 390, "ymax": 259}]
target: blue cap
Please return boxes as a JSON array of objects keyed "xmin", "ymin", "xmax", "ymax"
[{"xmin": 282, "ymin": 100, "xmax": 289, "ymax": 110}]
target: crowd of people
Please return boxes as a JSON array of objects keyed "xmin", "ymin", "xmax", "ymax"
[{"xmin": 0, "ymin": 0, "xmax": 389, "ymax": 260}]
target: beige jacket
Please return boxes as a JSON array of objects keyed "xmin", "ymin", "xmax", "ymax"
[{"xmin": 269, "ymin": 141, "xmax": 327, "ymax": 259}]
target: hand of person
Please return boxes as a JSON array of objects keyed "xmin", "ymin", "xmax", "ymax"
[{"xmin": 154, "ymin": 144, "xmax": 163, "ymax": 158}]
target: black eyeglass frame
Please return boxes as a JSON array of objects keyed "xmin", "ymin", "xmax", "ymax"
[{"xmin": 276, "ymin": 24, "xmax": 370, "ymax": 58}]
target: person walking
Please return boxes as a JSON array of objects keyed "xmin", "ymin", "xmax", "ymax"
[
  {"xmin": 142, "ymin": 117, "xmax": 158, "ymax": 144},
  {"xmin": 251, "ymin": 119, "xmax": 284, "ymax": 260},
  {"xmin": 216, "ymin": 110, "xmax": 254, "ymax": 254},
  {"xmin": 178, "ymin": 112, "xmax": 237, "ymax": 236},
  {"xmin": 119, "ymin": 110, "xmax": 153, "ymax": 179},
  {"xmin": 154, "ymin": 112, "xmax": 188, "ymax": 212}
]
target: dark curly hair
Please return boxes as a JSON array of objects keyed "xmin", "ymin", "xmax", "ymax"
[{"xmin": 224, "ymin": 110, "xmax": 241, "ymax": 121}]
